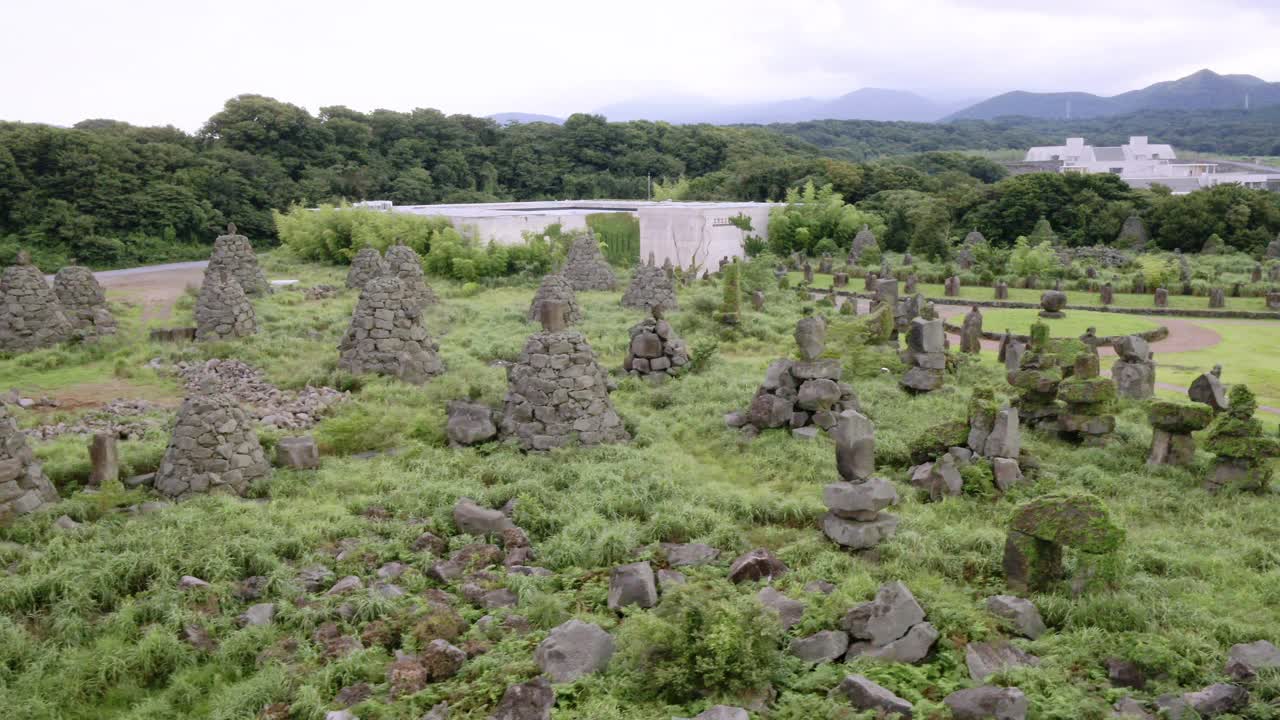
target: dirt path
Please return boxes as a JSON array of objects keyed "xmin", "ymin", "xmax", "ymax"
[
  {"xmin": 94, "ymin": 260, "xmax": 207, "ymax": 321},
  {"xmin": 935, "ymin": 304, "xmax": 1223, "ymax": 356}
]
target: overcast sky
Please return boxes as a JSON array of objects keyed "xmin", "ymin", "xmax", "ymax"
[{"xmin": 3, "ymin": 0, "xmax": 1278, "ymax": 131}]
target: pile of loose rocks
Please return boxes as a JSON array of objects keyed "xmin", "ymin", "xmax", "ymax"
[
  {"xmin": 195, "ymin": 271, "xmax": 257, "ymax": 342},
  {"xmin": 0, "ymin": 253, "xmax": 73, "ymax": 352},
  {"xmin": 384, "ymin": 243, "xmax": 438, "ymax": 307},
  {"xmin": 1056, "ymin": 351, "xmax": 1116, "ymax": 445},
  {"xmin": 170, "ymin": 358, "xmax": 346, "ymax": 429},
  {"xmin": 900, "ymin": 317, "xmax": 947, "ymax": 393},
  {"xmin": 1204, "ymin": 384, "xmax": 1279, "ymax": 492},
  {"xmin": 820, "ymin": 410, "xmax": 900, "ymax": 550},
  {"xmin": 528, "ymin": 273, "xmax": 583, "ymax": 325},
  {"xmin": 623, "ymin": 307, "xmax": 690, "ymax": 378},
  {"xmin": 499, "ymin": 302, "xmax": 629, "ymax": 451},
  {"xmin": 0, "ymin": 404, "xmax": 59, "ymax": 521},
  {"xmin": 153, "ymin": 383, "xmax": 272, "ymax": 500},
  {"xmin": 1111, "ymin": 335, "xmax": 1155, "ymax": 399},
  {"xmin": 206, "ymin": 223, "xmax": 270, "ymax": 296},
  {"xmin": 19, "ymin": 399, "xmax": 161, "ymax": 442},
  {"xmin": 345, "ymin": 247, "xmax": 387, "ymax": 290},
  {"xmin": 561, "ymin": 234, "xmax": 617, "ymax": 291},
  {"xmin": 620, "ymin": 261, "xmax": 678, "ymax": 310},
  {"xmin": 338, "ymin": 276, "xmax": 444, "ymax": 384},
  {"xmin": 1147, "ymin": 399, "xmax": 1213, "ymax": 466},
  {"xmin": 52, "ymin": 266, "xmax": 116, "ymax": 340},
  {"xmin": 725, "ymin": 315, "xmax": 860, "ymax": 439},
  {"xmin": 909, "ymin": 388, "xmax": 1024, "ymax": 499}
]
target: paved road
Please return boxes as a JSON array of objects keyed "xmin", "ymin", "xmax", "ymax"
[{"xmin": 45, "ymin": 260, "xmax": 208, "ymax": 282}]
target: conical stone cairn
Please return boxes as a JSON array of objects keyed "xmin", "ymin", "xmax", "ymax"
[
  {"xmin": 195, "ymin": 271, "xmax": 257, "ymax": 342},
  {"xmin": 822, "ymin": 410, "xmax": 900, "ymax": 549},
  {"xmin": 207, "ymin": 223, "xmax": 270, "ymax": 296},
  {"xmin": 338, "ymin": 276, "xmax": 444, "ymax": 384},
  {"xmin": 52, "ymin": 266, "xmax": 116, "ymax": 340},
  {"xmin": 0, "ymin": 253, "xmax": 73, "ymax": 352},
  {"xmin": 561, "ymin": 234, "xmax": 617, "ymax": 291},
  {"xmin": 384, "ymin": 243, "xmax": 438, "ymax": 307},
  {"xmin": 500, "ymin": 301, "xmax": 629, "ymax": 451},
  {"xmin": 0, "ymin": 404, "xmax": 59, "ymax": 521},
  {"xmin": 528, "ymin": 272, "xmax": 583, "ymax": 325},
  {"xmin": 346, "ymin": 247, "xmax": 387, "ymax": 290},
  {"xmin": 621, "ymin": 263, "xmax": 678, "ymax": 310},
  {"xmin": 154, "ymin": 384, "xmax": 271, "ymax": 500}
]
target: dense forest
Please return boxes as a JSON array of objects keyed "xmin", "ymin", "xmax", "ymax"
[{"xmin": 1, "ymin": 94, "xmax": 1278, "ymax": 269}]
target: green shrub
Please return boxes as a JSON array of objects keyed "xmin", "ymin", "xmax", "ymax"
[
  {"xmin": 275, "ymin": 203, "xmax": 456, "ymax": 263},
  {"xmin": 614, "ymin": 580, "xmax": 782, "ymax": 702},
  {"xmin": 587, "ymin": 213, "xmax": 640, "ymax": 267}
]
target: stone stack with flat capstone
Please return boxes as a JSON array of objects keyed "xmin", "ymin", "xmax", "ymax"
[
  {"xmin": 1147, "ymin": 400, "xmax": 1212, "ymax": 466},
  {"xmin": 1056, "ymin": 351, "xmax": 1116, "ymax": 445},
  {"xmin": 195, "ymin": 271, "xmax": 257, "ymax": 342},
  {"xmin": 1007, "ymin": 321, "xmax": 1063, "ymax": 429},
  {"xmin": 500, "ymin": 302, "xmax": 629, "ymax": 451},
  {"xmin": 726, "ymin": 314, "xmax": 859, "ymax": 437},
  {"xmin": 345, "ymin": 247, "xmax": 387, "ymax": 290},
  {"xmin": 52, "ymin": 266, "xmax": 115, "ymax": 340},
  {"xmin": 154, "ymin": 384, "xmax": 271, "ymax": 500},
  {"xmin": 994, "ymin": 281, "xmax": 1009, "ymax": 299},
  {"xmin": 0, "ymin": 253, "xmax": 73, "ymax": 352},
  {"xmin": 0, "ymin": 404, "xmax": 59, "ymax": 521},
  {"xmin": 821, "ymin": 410, "xmax": 900, "ymax": 550},
  {"xmin": 384, "ymin": 243, "xmax": 438, "ymax": 307},
  {"xmin": 899, "ymin": 317, "xmax": 946, "ymax": 393},
  {"xmin": 338, "ymin": 275, "xmax": 444, "ymax": 384},
  {"xmin": 1204, "ymin": 384, "xmax": 1280, "ymax": 492},
  {"xmin": 206, "ymin": 223, "xmax": 270, "ymax": 296},
  {"xmin": 1039, "ymin": 290, "xmax": 1067, "ymax": 318},
  {"xmin": 624, "ymin": 306, "xmax": 690, "ymax": 378},
  {"xmin": 620, "ymin": 263, "xmax": 678, "ymax": 310},
  {"xmin": 528, "ymin": 272, "xmax": 583, "ymax": 325},
  {"xmin": 1003, "ymin": 492, "xmax": 1123, "ymax": 593},
  {"xmin": 1111, "ymin": 335, "xmax": 1155, "ymax": 400},
  {"xmin": 561, "ymin": 233, "xmax": 617, "ymax": 291}
]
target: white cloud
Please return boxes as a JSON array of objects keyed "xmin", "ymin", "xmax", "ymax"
[{"xmin": 0, "ymin": 0, "xmax": 1277, "ymax": 130}]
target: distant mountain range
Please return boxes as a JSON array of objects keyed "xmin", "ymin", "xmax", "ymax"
[{"xmin": 488, "ymin": 70, "xmax": 1280, "ymax": 127}]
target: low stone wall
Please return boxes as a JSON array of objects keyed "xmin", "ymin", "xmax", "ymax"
[{"xmin": 943, "ymin": 321, "xmax": 1169, "ymax": 346}]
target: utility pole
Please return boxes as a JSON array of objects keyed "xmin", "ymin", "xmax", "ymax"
[{"xmin": 647, "ymin": 173, "xmax": 652, "ymax": 200}]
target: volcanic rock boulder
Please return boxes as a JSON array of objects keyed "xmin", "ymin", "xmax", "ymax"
[
  {"xmin": 841, "ymin": 582, "xmax": 938, "ymax": 663},
  {"xmin": 500, "ymin": 318, "xmax": 629, "ymax": 451},
  {"xmin": 1189, "ymin": 365, "xmax": 1228, "ymax": 412},
  {"xmin": 52, "ymin": 266, "xmax": 115, "ymax": 340},
  {"xmin": 528, "ymin": 273, "xmax": 583, "ymax": 325},
  {"xmin": 1147, "ymin": 400, "xmax": 1212, "ymax": 466},
  {"xmin": 822, "ymin": 410, "xmax": 900, "ymax": 550},
  {"xmin": 561, "ymin": 234, "xmax": 616, "ymax": 291},
  {"xmin": 0, "ymin": 405, "xmax": 59, "ymax": 521},
  {"xmin": 0, "ymin": 254, "xmax": 73, "ymax": 352},
  {"xmin": 1003, "ymin": 493, "xmax": 1123, "ymax": 593},
  {"xmin": 732, "ymin": 317, "xmax": 858, "ymax": 436},
  {"xmin": 154, "ymin": 388, "xmax": 271, "ymax": 500},
  {"xmin": 195, "ymin": 271, "xmax": 257, "ymax": 342},
  {"xmin": 337, "ymin": 276, "xmax": 444, "ymax": 384},
  {"xmin": 384, "ymin": 243, "xmax": 438, "ymax": 307},
  {"xmin": 1056, "ymin": 352, "xmax": 1116, "ymax": 446},
  {"xmin": 1039, "ymin": 290, "xmax": 1067, "ymax": 319},
  {"xmin": 623, "ymin": 306, "xmax": 690, "ymax": 378},
  {"xmin": 1111, "ymin": 335, "xmax": 1155, "ymax": 400},
  {"xmin": 206, "ymin": 223, "xmax": 269, "ymax": 296},
  {"xmin": 1204, "ymin": 384, "xmax": 1280, "ymax": 492},
  {"xmin": 345, "ymin": 247, "xmax": 387, "ymax": 290}
]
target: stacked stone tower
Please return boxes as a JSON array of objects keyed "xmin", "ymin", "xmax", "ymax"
[
  {"xmin": 338, "ymin": 276, "xmax": 444, "ymax": 384},
  {"xmin": 0, "ymin": 253, "xmax": 73, "ymax": 352},
  {"xmin": 346, "ymin": 247, "xmax": 387, "ymax": 290},
  {"xmin": 1111, "ymin": 336, "xmax": 1155, "ymax": 399},
  {"xmin": 52, "ymin": 266, "xmax": 116, "ymax": 340},
  {"xmin": 154, "ymin": 384, "xmax": 271, "ymax": 500},
  {"xmin": 899, "ymin": 317, "xmax": 946, "ymax": 393},
  {"xmin": 1007, "ymin": 322, "xmax": 1063, "ymax": 429},
  {"xmin": 195, "ymin": 271, "xmax": 257, "ymax": 342},
  {"xmin": 1056, "ymin": 351, "xmax": 1117, "ymax": 445},
  {"xmin": 500, "ymin": 302, "xmax": 629, "ymax": 451},
  {"xmin": 207, "ymin": 223, "xmax": 270, "ymax": 296},
  {"xmin": 623, "ymin": 306, "xmax": 690, "ymax": 378},
  {"xmin": 528, "ymin": 273, "xmax": 583, "ymax": 325},
  {"xmin": 1147, "ymin": 400, "xmax": 1213, "ymax": 467},
  {"xmin": 561, "ymin": 234, "xmax": 617, "ymax": 291},
  {"xmin": 848, "ymin": 225, "xmax": 878, "ymax": 263},
  {"xmin": 0, "ymin": 404, "xmax": 59, "ymax": 521},
  {"xmin": 621, "ymin": 263, "xmax": 678, "ymax": 310},
  {"xmin": 384, "ymin": 243, "xmax": 438, "ymax": 307},
  {"xmin": 821, "ymin": 410, "xmax": 900, "ymax": 550},
  {"xmin": 1204, "ymin": 385, "xmax": 1280, "ymax": 492}
]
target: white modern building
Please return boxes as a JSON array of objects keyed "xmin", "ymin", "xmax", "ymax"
[
  {"xmin": 1024, "ymin": 136, "xmax": 1280, "ymax": 194},
  {"xmin": 361, "ymin": 199, "xmax": 778, "ymax": 268}
]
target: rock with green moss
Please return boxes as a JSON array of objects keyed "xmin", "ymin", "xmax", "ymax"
[
  {"xmin": 1055, "ymin": 353, "xmax": 1116, "ymax": 445},
  {"xmin": 1148, "ymin": 400, "xmax": 1214, "ymax": 466},
  {"xmin": 1004, "ymin": 493, "xmax": 1124, "ymax": 592},
  {"xmin": 1204, "ymin": 385, "xmax": 1280, "ymax": 491}
]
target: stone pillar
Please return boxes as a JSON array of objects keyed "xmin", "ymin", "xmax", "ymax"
[
  {"xmin": 1267, "ymin": 292, "xmax": 1280, "ymax": 311},
  {"xmin": 944, "ymin": 276, "xmax": 960, "ymax": 297},
  {"xmin": 1154, "ymin": 288, "xmax": 1168, "ymax": 307},
  {"xmin": 88, "ymin": 433, "xmax": 119, "ymax": 486},
  {"xmin": 1209, "ymin": 288, "xmax": 1225, "ymax": 309},
  {"xmin": 864, "ymin": 272, "xmax": 877, "ymax": 292},
  {"xmin": 994, "ymin": 282, "xmax": 1008, "ymax": 300},
  {"xmin": 960, "ymin": 306, "xmax": 983, "ymax": 354},
  {"xmin": 1100, "ymin": 283, "xmax": 1113, "ymax": 305},
  {"xmin": 1111, "ymin": 336, "xmax": 1155, "ymax": 400},
  {"xmin": 905, "ymin": 274, "xmax": 918, "ymax": 294},
  {"xmin": 832, "ymin": 272, "xmax": 848, "ymax": 288},
  {"xmin": 821, "ymin": 410, "xmax": 899, "ymax": 550},
  {"xmin": 803, "ymin": 263, "xmax": 814, "ymax": 284}
]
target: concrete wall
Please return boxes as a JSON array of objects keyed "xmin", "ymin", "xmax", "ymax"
[
  {"xmin": 448, "ymin": 212, "xmax": 591, "ymax": 245},
  {"xmin": 639, "ymin": 204, "xmax": 776, "ymax": 270}
]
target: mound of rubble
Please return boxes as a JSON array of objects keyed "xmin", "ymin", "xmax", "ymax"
[
  {"xmin": 170, "ymin": 358, "xmax": 347, "ymax": 429},
  {"xmin": 195, "ymin": 271, "xmax": 257, "ymax": 342}
]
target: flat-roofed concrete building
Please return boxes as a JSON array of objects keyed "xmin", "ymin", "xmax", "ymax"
[
  {"xmin": 360, "ymin": 199, "xmax": 778, "ymax": 268},
  {"xmin": 1023, "ymin": 136, "xmax": 1280, "ymax": 194}
]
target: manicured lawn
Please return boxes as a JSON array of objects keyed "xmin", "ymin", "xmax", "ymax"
[
  {"xmin": 975, "ymin": 308, "xmax": 1161, "ymax": 339},
  {"xmin": 1157, "ymin": 319, "xmax": 1280, "ymax": 412}
]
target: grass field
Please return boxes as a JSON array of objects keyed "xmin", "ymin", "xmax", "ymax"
[
  {"xmin": 975, "ymin": 309, "xmax": 1161, "ymax": 339},
  {"xmin": 2, "ymin": 253, "xmax": 1279, "ymax": 719}
]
